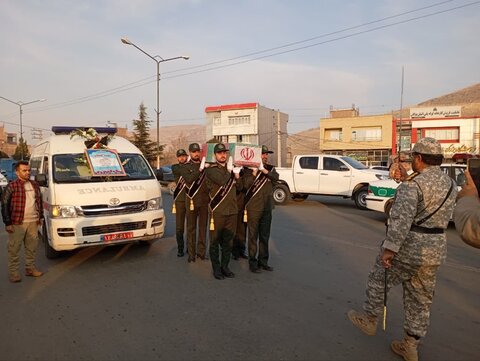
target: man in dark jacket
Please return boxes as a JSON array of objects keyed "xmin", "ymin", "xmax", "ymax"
[
  {"xmin": 178, "ymin": 143, "xmax": 210, "ymax": 262},
  {"xmin": 2, "ymin": 161, "xmax": 44, "ymax": 283},
  {"xmin": 243, "ymin": 145, "xmax": 279, "ymax": 273},
  {"xmin": 171, "ymin": 149, "xmax": 188, "ymax": 257},
  {"xmin": 205, "ymin": 143, "xmax": 243, "ymax": 280}
]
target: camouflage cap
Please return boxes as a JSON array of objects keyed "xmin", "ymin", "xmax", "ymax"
[
  {"xmin": 412, "ymin": 137, "xmax": 442, "ymax": 155},
  {"xmin": 214, "ymin": 143, "xmax": 229, "ymax": 153},
  {"xmin": 188, "ymin": 143, "xmax": 201, "ymax": 152},
  {"xmin": 176, "ymin": 149, "xmax": 187, "ymax": 157},
  {"xmin": 261, "ymin": 145, "xmax": 274, "ymax": 154}
]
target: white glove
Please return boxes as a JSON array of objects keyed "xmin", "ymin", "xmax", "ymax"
[
  {"xmin": 199, "ymin": 156, "xmax": 206, "ymax": 171},
  {"xmin": 259, "ymin": 160, "xmax": 265, "ymax": 171},
  {"xmin": 233, "ymin": 166, "xmax": 243, "ymax": 174},
  {"xmin": 227, "ymin": 157, "xmax": 234, "ymax": 173}
]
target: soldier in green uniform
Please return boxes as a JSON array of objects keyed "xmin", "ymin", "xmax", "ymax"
[
  {"xmin": 171, "ymin": 149, "xmax": 188, "ymax": 257},
  {"xmin": 205, "ymin": 143, "xmax": 242, "ymax": 280},
  {"xmin": 232, "ymin": 167, "xmax": 249, "ymax": 260},
  {"xmin": 348, "ymin": 138, "xmax": 457, "ymax": 361},
  {"xmin": 178, "ymin": 143, "xmax": 209, "ymax": 263},
  {"xmin": 243, "ymin": 145, "xmax": 279, "ymax": 273}
]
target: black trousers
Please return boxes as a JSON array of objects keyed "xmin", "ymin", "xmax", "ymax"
[
  {"xmin": 209, "ymin": 214, "xmax": 237, "ymax": 270},
  {"xmin": 186, "ymin": 204, "xmax": 208, "ymax": 258},
  {"xmin": 247, "ymin": 210, "xmax": 272, "ymax": 267},
  {"xmin": 232, "ymin": 210, "xmax": 247, "ymax": 257},
  {"xmin": 174, "ymin": 200, "xmax": 186, "ymax": 251}
]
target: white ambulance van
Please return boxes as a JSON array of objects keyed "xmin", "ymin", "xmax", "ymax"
[{"xmin": 30, "ymin": 126, "xmax": 165, "ymax": 258}]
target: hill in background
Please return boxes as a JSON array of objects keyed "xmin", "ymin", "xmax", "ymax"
[{"xmin": 288, "ymin": 82, "xmax": 480, "ymax": 156}]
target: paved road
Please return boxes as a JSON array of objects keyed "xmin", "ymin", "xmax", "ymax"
[{"xmin": 0, "ymin": 192, "xmax": 479, "ymax": 360}]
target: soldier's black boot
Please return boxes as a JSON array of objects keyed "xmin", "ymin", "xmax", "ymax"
[
  {"xmin": 221, "ymin": 267, "xmax": 235, "ymax": 278},
  {"xmin": 259, "ymin": 262, "xmax": 274, "ymax": 271},
  {"xmin": 213, "ymin": 266, "xmax": 224, "ymax": 280}
]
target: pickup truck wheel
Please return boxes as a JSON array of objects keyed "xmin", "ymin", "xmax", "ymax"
[
  {"xmin": 42, "ymin": 222, "xmax": 61, "ymax": 259},
  {"xmin": 354, "ymin": 186, "xmax": 368, "ymax": 210},
  {"xmin": 292, "ymin": 193, "xmax": 308, "ymax": 202},
  {"xmin": 273, "ymin": 185, "xmax": 290, "ymax": 205}
]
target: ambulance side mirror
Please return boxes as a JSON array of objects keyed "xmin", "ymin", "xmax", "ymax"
[{"xmin": 35, "ymin": 174, "xmax": 48, "ymax": 187}]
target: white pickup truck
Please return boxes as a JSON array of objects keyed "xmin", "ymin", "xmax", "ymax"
[{"xmin": 274, "ymin": 154, "xmax": 389, "ymax": 209}]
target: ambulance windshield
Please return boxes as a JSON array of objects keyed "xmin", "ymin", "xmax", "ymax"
[{"xmin": 52, "ymin": 153, "xmax": 154, "ymax": 183}]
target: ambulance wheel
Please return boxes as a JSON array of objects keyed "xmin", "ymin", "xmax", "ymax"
[{"xmin": 42, "ymin": 222, "xmax": 61, "ymax": 259}]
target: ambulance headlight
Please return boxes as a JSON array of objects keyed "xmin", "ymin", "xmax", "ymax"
[
  {"xmin": 375, "ymin": 174, "xmax": 389, "ymax": 180},
  {"xmin": 147, "ymin": 197, "xmax": 162, "ymax": 210},
  {"xmin": 51, "ymin": 205, "xmax": 78, "ymax": 218}
]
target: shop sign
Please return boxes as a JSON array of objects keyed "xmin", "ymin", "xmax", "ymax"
[{"xmin": 410, "ymin": 106, "xmax": 461, "ymax": 119}]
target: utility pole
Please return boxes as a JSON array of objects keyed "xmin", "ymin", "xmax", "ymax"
[
  {"xmin": 277, "ymin": 110, "xmax": 282, "ymax": 167},
  {"xmin": 398, "ymin": 66, "xmax": 405, "ymax": 153}
]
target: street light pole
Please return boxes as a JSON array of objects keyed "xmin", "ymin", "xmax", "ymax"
[
  {"xmin": 121, "ymin": 37, "xmax": 189, "ymax": 169},
  {"xmin": 0, "ymin": 96, "xmax": 46, "ymax": 160}
]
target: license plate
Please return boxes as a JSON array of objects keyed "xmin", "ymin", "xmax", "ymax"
[{"xmin": 101, "ymin": 232, "xmax": 134, "ymax": 242}]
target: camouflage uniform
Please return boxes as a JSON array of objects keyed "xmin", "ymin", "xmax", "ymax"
[
  {"xmin": 363, "ymin": 138, "xmax": 457, "ymax": 338},
  {"xmin": 454, "ymin": 196, "xmax": 480, "ymax": 249}
]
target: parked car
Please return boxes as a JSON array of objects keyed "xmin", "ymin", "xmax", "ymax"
[
  {"xmin": 366, "ymin": 163, "xmax": 466, "ymax": 215},
  {"xmin": 369, "ymin": 165, "xmax": 389, "ymax": 172},
  {"xmin": 0, "ymin": 158, "xmax": 18, "ymax": 182},
  {"xmin": 0, "ymin": 172, "xmax": 8, "ymax": 189},
  {"xmin": 274, "ymin": 154, "xmax": 389, "ymax": 209},
  {"xmin": 155, "ymin": 165, "xmax": 176, "ymax": 194}
]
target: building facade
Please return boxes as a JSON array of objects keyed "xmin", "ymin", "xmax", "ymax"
[
  {"xmin": 205, "ymin": 102, "xmax": 288, "ymax": 166},
  {"xmin": 320, "ymin": 107, "xmax": 393, "ymax": 166},
  {"xmin": 404, "ymin": 106, "xmax": 480, "ymax": 160},
  {"xmin": 0, "ymin": 126, "xmax": 20, "ymax": 157}
]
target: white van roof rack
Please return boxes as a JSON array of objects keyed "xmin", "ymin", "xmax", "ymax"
[{"xmin": 51, "ymin": 126, "xmax": 117, "ymax": 135}]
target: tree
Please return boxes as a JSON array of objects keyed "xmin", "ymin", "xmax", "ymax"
[
  {"xmin": 13, "ymin": 138, "xmax": 30, "ymax": 160},
  {"xmin": 131, "ymin": 102, "xmax": 158, "ymax": 162}
]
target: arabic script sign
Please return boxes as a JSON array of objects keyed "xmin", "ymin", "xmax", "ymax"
[
  {"xmin": 410, "ymin": 106, "xmax": 461, "ymax": 119},
  {"xmin": 443, "ymin": 144, "xmax": 477, "ymax": 155}
]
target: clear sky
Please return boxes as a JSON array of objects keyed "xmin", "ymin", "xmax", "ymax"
[{"xmin": 1, "ymin": 0, "xmax": 479, "ymax": 143}]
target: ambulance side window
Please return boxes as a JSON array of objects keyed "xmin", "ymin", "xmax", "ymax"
[
  {"xmin": 29, "ymin": 156, "xmax": 42, "ymax": 177},
  {"xmin": 42, "ymin": 156, "xmax": 49, "ymax": 176}
]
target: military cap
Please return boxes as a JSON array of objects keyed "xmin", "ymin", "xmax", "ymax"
[
  {"xmin": 176, "ymin": 149, "xmax": 187, "ymax": 157},
  {"xmin": 188, "ymin": 143, "xmax": 201, "ymax": 152},
  {"xmin": 412, "ymin": 137, "xmax": 442, "ymax": 155},
  {"xmin": 261, "ymin": 145, "xmax": 274, "ymax": 154},
  {"xmin": 214, "ymin": 143, "xmax": 229, "ymax": 153}
]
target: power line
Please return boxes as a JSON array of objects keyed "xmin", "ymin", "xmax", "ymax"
[
  {"xmin": 156, "ymin": 0, "xmax": 456, "ymax": 76},
  {"xmin": 161, "ymin": 1, "xmax": 480, "ymax": 81},
  {"xmin": 22, "ymin": 1, "xmax": 477, "ymax": 114}
]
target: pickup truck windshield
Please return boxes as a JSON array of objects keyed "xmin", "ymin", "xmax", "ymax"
[
  {"xmin": 53, "ymin": 153, "xmax": 154, "ymax": 183},
  {"xmin": 340, "ymin": 156, "xmax": 369, "ymax": 170}
]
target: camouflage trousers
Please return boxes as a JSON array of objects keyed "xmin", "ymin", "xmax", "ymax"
[{"xmin": 363, "ymin": 253, "xmax": 439, "ymax": 338}]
